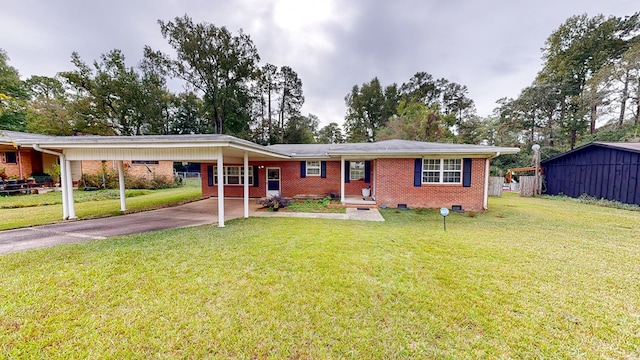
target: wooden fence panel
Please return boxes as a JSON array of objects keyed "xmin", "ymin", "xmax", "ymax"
[
  {"xmin": 520, "ymin": 176, "xmax": 536, "ymax": 197},
  {"xmin": 488, "ymin": 177, "xmax": 503, "ymax": 196}
]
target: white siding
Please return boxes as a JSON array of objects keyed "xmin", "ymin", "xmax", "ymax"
[{"xmin": 64, "ymin": 147, "xmax": 219, "ymax": 161}]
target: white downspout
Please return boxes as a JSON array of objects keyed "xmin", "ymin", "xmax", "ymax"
[
  {"xmin": 484, "ymin": 152, "xmax": 500, "ymax": 210},
  {"xmin": 32, "ymin": 144, "xmax": 68, "ymax": 220},
  {"xmin": 340, "ymin": 157, "xmax": 345, "ymax": 203}
]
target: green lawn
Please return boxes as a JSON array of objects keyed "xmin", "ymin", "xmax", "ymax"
[
  {"xmin": 0, "ymin": 179, "xmax": 202, "ymax": 230},
  {"xmin": 1, "ymin": 193, "xmax": 639, "ymax": 358}
]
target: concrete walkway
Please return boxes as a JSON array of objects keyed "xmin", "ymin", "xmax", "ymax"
[{"xmin": 0, "ymin": 198, "xmax": 384, "ymax": 255}]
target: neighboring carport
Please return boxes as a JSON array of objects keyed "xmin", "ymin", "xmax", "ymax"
[{"xmin": 1, "ymin": 132, "xmax": 289, "ymax": 227}]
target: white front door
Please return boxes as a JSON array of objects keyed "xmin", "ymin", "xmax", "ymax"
[{"xmin": 267, "ymin": 167, "xmax": 281, "ymax": 197}]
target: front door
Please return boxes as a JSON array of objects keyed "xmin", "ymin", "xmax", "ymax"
[{"xmin": 267, "ymin": 167, "xmax": 280, "ymax": 197}]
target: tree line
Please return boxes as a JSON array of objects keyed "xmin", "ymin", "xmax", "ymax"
[
  {"xmin": 2, "ymin": 12, "xmax": 640, "ymax": 170},
  {"xmin": 0, "ymin": 15, "xmax": 321, "ymax": 144}
]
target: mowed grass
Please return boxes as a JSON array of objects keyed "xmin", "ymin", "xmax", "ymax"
[
  {"xmin": 1, "ymin": 193, "xmax": 639, "ymax": 358},
  {"xmin": 0, "ymin": 179, "xmax": 202, "ymax": 230}
]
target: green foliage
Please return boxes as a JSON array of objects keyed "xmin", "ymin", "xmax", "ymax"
[
  {"xmin": 144, "ymin": 15, "xmax": 260, "ymax": 135},
  {"xmin": 59, "ymin": 50, "xmax": 171, "ymax": 136},
  {"xmin": 282, "ymin": 113, "xmax": 317, "ymax": 144},
  {"xmin": 344, "ymin": 77, "xmax": 397, "ymax": 142},
  {"xmin": 80, "ymin": 166, "xmax": 179, "ymax": 190},
  {"xmin": 316, "ymin": 122, "xmax": 344, "ymax": 144},
  {"xmin": 0, "ymin": 50, "xmax": 29, "ymax": 131},
  {"xmin": 545, "ymin": 193, "xmax": 640, "ymax": 211},
  {"xmin": 47, "ymin": 163, "xmax": 61, "ymax": 183},
  {"xmin": 257, "ymin": 195, "xmax": 290, "ymax": 210},
  {"xmin": 377, "ymin": 100, "xmax": 453, "ymax": 142}
]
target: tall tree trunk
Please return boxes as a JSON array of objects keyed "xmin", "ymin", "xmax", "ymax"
[
  {"xmin": 547, "ymin": 112, "xmax": 555, "ymax": 148},
  {"xmin": 590, "ymin": 103, "xmax": 597, "ymax": 134},
  {"xmin": 280, "ymin": 90, "xmax": 286, "ymax": 143},
  {"xmin": 634, "ymin": 94, "xmax": 640, "ymax": 126},
  {"xmin": 267, "ymin": 86, "xmax": 272, "ymax": 142},
  {"xmin": 619, "ymin": 69, "xmax": 630, "ymax": 127}
]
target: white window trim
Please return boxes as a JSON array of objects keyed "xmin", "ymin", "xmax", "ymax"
[
  {"xmin": 422, "ymin": 158, "xmax": 462, "ymax": 184},
  {"xmin": 350, "ymin": 161, "xmax": 365, "ymax": 181},
  {"xmin": 214, "ymin": 166, "xmax": 253, "ymax": 186},
  {"xmin": 2, "ymin": 151, "xmax": 18, "ymax": 164},
  {"xmin": 306, "ymin": 161, "xmax": 321, "ymax": 176}
]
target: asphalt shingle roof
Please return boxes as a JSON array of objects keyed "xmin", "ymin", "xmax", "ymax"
[{"xmin": 269, "ymin": 139, "xmax": 518, "ymax": 157}]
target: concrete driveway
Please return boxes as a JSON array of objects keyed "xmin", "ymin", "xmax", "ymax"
[
  {"xmin": 0, "ymin": 198, "xmax": 254, "ymax": 255},
  {"xmin": 0, "ymin": 199, "xmax": 384, "ymax": 255}
]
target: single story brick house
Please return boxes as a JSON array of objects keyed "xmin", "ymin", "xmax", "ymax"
[
  {"xmin": 202, "ymin": 141, "xmax": 519, "ymax": 212},
  {"xmin": 1, "ymin": 130, "xmax": 519, "ymax": 226}
]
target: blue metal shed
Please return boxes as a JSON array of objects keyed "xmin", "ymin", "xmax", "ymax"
[{"xmin": 541, "ymin": 142, "xmax": 640, "ymax": 206}]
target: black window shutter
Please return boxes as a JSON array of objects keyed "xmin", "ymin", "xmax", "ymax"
[
  {"xmin": 345, "ymin": 161, "xmax": 350, "ymax": 183},
  {"xmin": 207, "ymin": 165, "xmax": 214, "ymax": 186},
  {"xmin": 253, "ymin": 166, "xmax": 259, "ymax": 187},
  {"xmin": 414, "ymin": 159, "xmax": 422, "ymax": 187},
  {"xmin": 364, "ymin": 160, "xmax": 371, "ymax": 183},
  {"xmin": 300, "ymin": 161, "xmax": 306, "ymax": 178},
  {"xmin": 463, "ymin": 158, "xmax": 472, "ymax": 187},
  {"xmin": 321, "ymin": 161, "xmax": 327, "ymax": 178}
]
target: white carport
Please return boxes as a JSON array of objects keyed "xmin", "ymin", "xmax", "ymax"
[{"xmin": 7, "ymin": 133, "xmax": 289, "ymax": 227}]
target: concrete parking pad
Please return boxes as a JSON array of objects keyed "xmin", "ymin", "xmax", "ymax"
[{"xmin": 0, "ymin": 199, "xmax": 384, "ymax": 255}]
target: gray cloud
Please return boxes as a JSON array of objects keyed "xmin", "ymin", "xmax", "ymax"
[{"xmin": 1, "ymin": 0, "xmax": 638, "ymax": 128}]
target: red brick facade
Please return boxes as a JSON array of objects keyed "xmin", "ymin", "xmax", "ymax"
[
  {"xmin": 80, "ymin": 160, "xmax": 174, "ymax": 181},
  {"xmin": 374, "ymin": 158, "xmax": 486, "ymax": 211},
  {"xmin": 201, "ymin": 157, "xmax": 488, "ymax": 211},
  {"xmin": 201, "ymin": 160, "xmax": 355, "ymax": 199},
  {"xmin": 1, "ymin": 147, "xmax": 34, "ymax": 179}
]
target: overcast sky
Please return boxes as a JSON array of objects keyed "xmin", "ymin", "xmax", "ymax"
[{"xmin": 1, "ymin": 0, "xmax": 638, "ymax": 128}]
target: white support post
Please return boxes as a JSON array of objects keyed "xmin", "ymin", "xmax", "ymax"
[
  {"xmin": 59, "ymin": 158, "xmax": 69, "ymax": 220},
  {"xmin": 66, "ymin": 159, "xmax": 76, "ymax": 219},
  {"xmin": 217, "ymin": 149, "xmax": 225, "ymax": 227},
  {"xmin": 243, "ymin": 151, "xmax": 249, "ymax": 218},
  {"xmin": 340, "ymin": 157, "xmax": 345, "ymax": 203},
  {"xmin": 117, "ymin": 160, "xmax": 127, "ymax": 211},
  {"xmin": 483, "ymin": 158, "xmax": 490, "ymax": 210}
]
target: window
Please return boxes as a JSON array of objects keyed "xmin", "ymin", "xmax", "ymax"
[
  {"xmin": 2, "ymin": 152, "xmax": 17, "ymax": 164},
  {"xmin": 132, "ymin": 160, "xmax": 159, "ymax": 165},
  {"xmin": 213, "ymin": 166, "xmax": 253, "ymax": 185},
  {"xmin": 350, "ymin": 161, "xmax": 365, "ymax": 181},
  {"xmin": 422, "ymin": 159, "xmax": 462, "ymax": 184},
  {"xmin": 306, "ymin": 161, "xmax": 321, "ymax": 176}
]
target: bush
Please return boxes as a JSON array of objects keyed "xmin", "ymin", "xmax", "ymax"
[
  {"xmin": 258, "ymin": 195, "xmax": 290, "ymax": 210},
  {"xmin": 81, "ymin": 168, "xmax": 180, "ymax": 190}
]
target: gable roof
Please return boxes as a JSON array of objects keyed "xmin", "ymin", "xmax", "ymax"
[
  {"xmin": 269, "ymin": 139, "xmax": 519, "ymax": 158},
  {"xmin": 1, "ymin": 130, "xmax": 519, "ymax": 159},
  {"xmin": 541, "ymin": 142, "xmax": 640, "ymax": 164}
]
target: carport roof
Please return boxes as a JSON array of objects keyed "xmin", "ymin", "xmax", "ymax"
[{"xmin": 0, "ymin": 130, "xmax": 290, "ymax": 159}]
